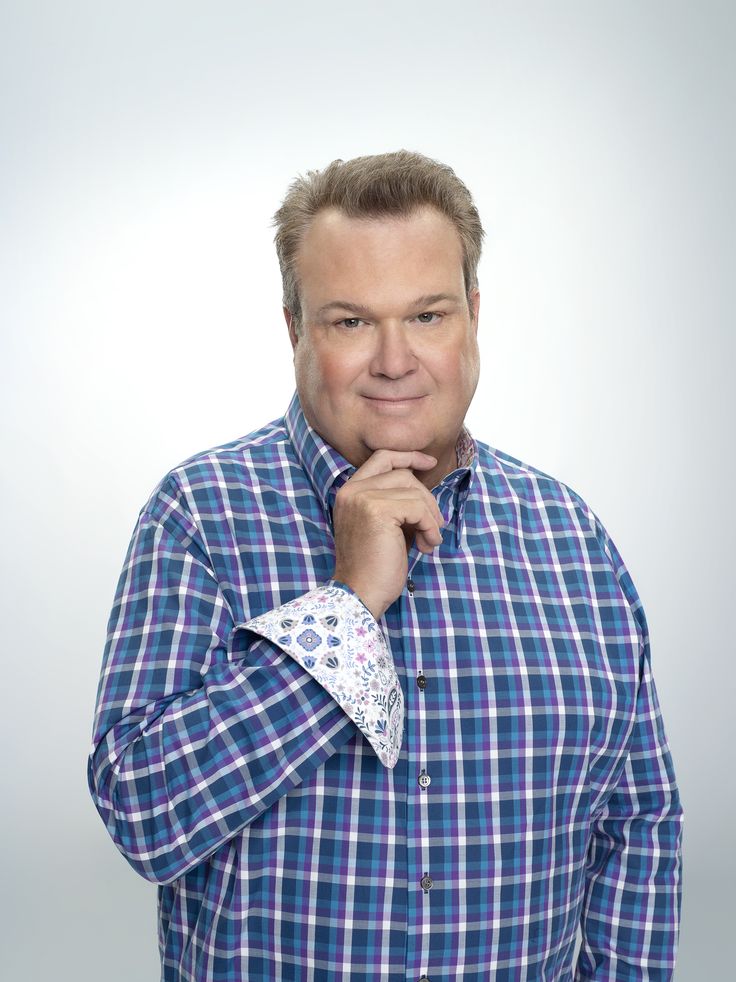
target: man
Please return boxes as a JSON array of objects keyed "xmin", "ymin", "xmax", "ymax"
[{"xmin": 88, "ymin": 150, "xmax": 683, "ymax": 981}]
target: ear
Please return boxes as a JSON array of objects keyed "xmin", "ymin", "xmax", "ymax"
[
  {"xmin": 283, "ymin": 307, "xmax": 299, "ymax": 351},
  {"xmin": 468, "ymin": 288, "xmax": 480, "ymax": 332}
]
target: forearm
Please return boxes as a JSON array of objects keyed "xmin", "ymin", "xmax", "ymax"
[
  {"xmin": 576, "ymin": 665, "xmax": 683, "ymax": 977},
  {"xmin": 576, "ymin": 787, "xmax": 683, "ymax": 979},
  {"xmin": 89, "ymin": 499, "xmax": 401, "ymax": 882},
  {"xmin": 88, "ymin": 635, "xmax": 357, "ymax": 884}
]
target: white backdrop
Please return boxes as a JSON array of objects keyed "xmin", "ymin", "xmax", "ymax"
[{"xmin": 1, "ymin": 2, "xmax": 733, "ymax": 978}]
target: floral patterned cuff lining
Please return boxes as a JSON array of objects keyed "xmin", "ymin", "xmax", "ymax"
[{"xmin": 241, "ymin": 583, "xmax": 404, "ymax": 768}]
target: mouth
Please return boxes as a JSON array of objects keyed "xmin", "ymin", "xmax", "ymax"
[{"xmin": 362, "ymin": 395, "xmax": 427, "ymax": 406}]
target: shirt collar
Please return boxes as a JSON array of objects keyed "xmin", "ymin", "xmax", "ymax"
[
  {"xmin": 435, "ymin": 427, "xmax": 477, "ymax": 548},
  {"xmin": 285, "ymin": 392, "xmax": 356, "ymax": 524},
  {"xmin": 284, "ymin": 390, "xmax": 478, "ymax": 545}
]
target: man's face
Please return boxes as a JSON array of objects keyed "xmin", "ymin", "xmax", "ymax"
[{"xmin": 286, "ymin": 205, "xmax": 481, "ymax": 482}]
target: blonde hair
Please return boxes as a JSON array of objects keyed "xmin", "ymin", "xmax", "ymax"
[{"xmin": 272, "ymin": 149, "xmax": 484, "ymax": 333}]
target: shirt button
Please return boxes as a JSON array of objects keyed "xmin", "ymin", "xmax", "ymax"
[
  {"xmin": 420, "ymin": 873, "xmax": 433, "ymax": 892},
  {"xmin": 418, "ymin": 769, "xmax": 431, "ymax": 790},
  {"xmin": 416, "ymin": 674, "xmax": 427, "ymax": 690},
  {"xmin": 419, "ymin": 977, "xmax": 430, "ymax": 981},
  {"xmin": 407, "ymin": 577, "xmax": 416, "ymax": 594}
]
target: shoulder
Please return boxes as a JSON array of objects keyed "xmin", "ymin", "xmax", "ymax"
[
  {"xmin": 473, "ymin": 438, "xmax": 646, "ymax": 634},
  {"xmin": 473, "ymin": 438, "xmax": 601, "ymax": 537},
  {"xmin": 138, "ymin": 415, "xmax": 301, "ymax": 530}
]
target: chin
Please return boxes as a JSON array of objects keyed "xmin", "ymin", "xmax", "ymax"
[{"xmin": 362, "ymin": 429, "xmax": 434, "ymax": 455}]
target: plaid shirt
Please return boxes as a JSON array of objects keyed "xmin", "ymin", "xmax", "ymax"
[{"xmin": 88, "ymin": 391, "xmax": 683, "ymax": 981}]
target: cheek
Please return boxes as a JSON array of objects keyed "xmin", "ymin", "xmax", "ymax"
[
  {"xmin": 459, "ymin": 331, "xmax": 480, "ymax": 376},
  {"xmin": 434, "ymin": 340, "xmax": 480, "ymax": 391},
  {"xmin": 463, "ymin": 342, "xmax": 481, "ymax": 389},
  {"xmin": 296, "ymin": 346, "xmax": 357, "ymax": 399}
]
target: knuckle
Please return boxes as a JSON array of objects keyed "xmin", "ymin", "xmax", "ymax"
[
  {"xmin": 335, "ymin": 480, "xmax": 357, "ymax": 502},
  {"xmin": 349, "ymin": 489, "xmax": 379, "ymax": 518},
  {"xmin": 373, "ymin": 449, "xmax": 392, "ymax": 464}
]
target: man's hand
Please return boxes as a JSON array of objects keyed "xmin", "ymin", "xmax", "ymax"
[{"xmin": 332, "ymin": 450, "xmax": 445, "ymax": 620}]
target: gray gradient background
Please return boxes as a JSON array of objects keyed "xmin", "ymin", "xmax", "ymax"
[{"xmin": 1, "ymin": 2, "xmax": 733, "ymax": 978}]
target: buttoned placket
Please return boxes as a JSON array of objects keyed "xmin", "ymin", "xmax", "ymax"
[
  {"xmin": 399, "ymin": 480, "xmax": 458, "ymax": 980},
  {"xmin": 325, "ymin": 449, "xmax": 471, "ymax": 980},
  {"xmin": 401, "ymin": 541, "xmax": 431, "ymax": 977}
]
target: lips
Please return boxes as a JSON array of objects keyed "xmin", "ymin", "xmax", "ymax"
[{"xmin": 362, "ymin": 395, "xmax": 426, "ymax": 402}]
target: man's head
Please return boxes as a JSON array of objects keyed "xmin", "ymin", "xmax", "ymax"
[
  {"xmin": 273, "ymin": 150, "xmax": 483, "ymax": 338},
  {"xmin": 271, "ymin": 150, "xmax": 485, "ymax": 483}
]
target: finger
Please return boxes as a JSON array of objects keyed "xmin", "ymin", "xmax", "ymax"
[
  {"xmin": 346, "ymin": 473, "xmax": 445, "ymax": 525},
  {"xmin": 412, "ymin": 528, "xmax": 443, "ymax": 552},
  {"xmin": 415, "ymin": 531, "xmax": 442, "ymax": 554},
  {"xmin": 406, "ymin": 519, "xmax": 444, "ymax": 554},
  {"xmin": 351, "ymin": 449, "xmax": 437, "ymax": 482},
  {"xmin": 357, "ymin": 486, "xmax": 445, "ymax": 528},
  {"xmin": 392, "ymin": 499, "xmax": 445, "ymax": 545}
]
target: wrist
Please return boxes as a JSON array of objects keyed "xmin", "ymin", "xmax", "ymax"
[{"xmin": 331, "ymin": 571, "xmax": 385, "ymax": 621}]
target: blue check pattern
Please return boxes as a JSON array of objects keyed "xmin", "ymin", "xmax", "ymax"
[{"xmin": 88, "ymin": 391, "xmax": 683, "ymax": 980}]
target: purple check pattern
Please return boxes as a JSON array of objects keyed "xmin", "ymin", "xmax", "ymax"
[{"xmin": 88, "ymin": 391, "xmax": 682, "ymax": 981}]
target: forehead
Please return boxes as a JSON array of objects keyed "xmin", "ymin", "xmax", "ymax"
[{"xmin": 295, "ymin": 205, "xmax": 465, "ymax": 302}]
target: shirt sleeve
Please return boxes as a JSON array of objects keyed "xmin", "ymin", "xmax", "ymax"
[
  {"xmin": 576, "ymin": 520, "xmax": 684, "ymax": 980},
  {"xmin": 87, "ymin": 487, "xmax": 402, "ymax": 887},
  {"xmin": 242, "ymin": 580, "xmax": 403, "ymax": 768}
]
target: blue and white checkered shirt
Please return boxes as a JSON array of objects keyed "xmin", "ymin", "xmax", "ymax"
[{"xmin": 88, "ymin": 391, "xmax": 683, "ymax": 980}]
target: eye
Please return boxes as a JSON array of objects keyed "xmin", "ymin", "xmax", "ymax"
[
  {"xmin": 415, "ymin": 311, "xmax": 443, "ymax": 324},
  {"xmin": 337, "ymin": 318, "xmax": 365, "ymax": 329}
]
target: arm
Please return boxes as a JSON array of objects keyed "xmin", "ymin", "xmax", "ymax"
[
  {"xmin": 576, "ymin": 523, "xmax": 684, "ymax": 980},
  {"xmin": 87, "ymin": 484, "xmax": 401, "ymax": 886}
]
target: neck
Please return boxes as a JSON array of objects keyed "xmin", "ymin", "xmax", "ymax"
[{"xmin": 412, "ymin": 444, "xmax": 459, "ymax": 490}]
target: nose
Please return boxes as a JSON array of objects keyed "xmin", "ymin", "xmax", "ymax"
[{"xmin": 369, "ymin": 322, "xmax": 419, "ymax": 380}]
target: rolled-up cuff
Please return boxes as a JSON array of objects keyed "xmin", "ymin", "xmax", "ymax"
[{"xmin": 240, "ymin": 584, "xmax": 404, "ymax": 768}]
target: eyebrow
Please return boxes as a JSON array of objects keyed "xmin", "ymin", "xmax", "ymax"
[{"xmin": 315, "ymin": 293, "xmax": 463, "ymax": 319}]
